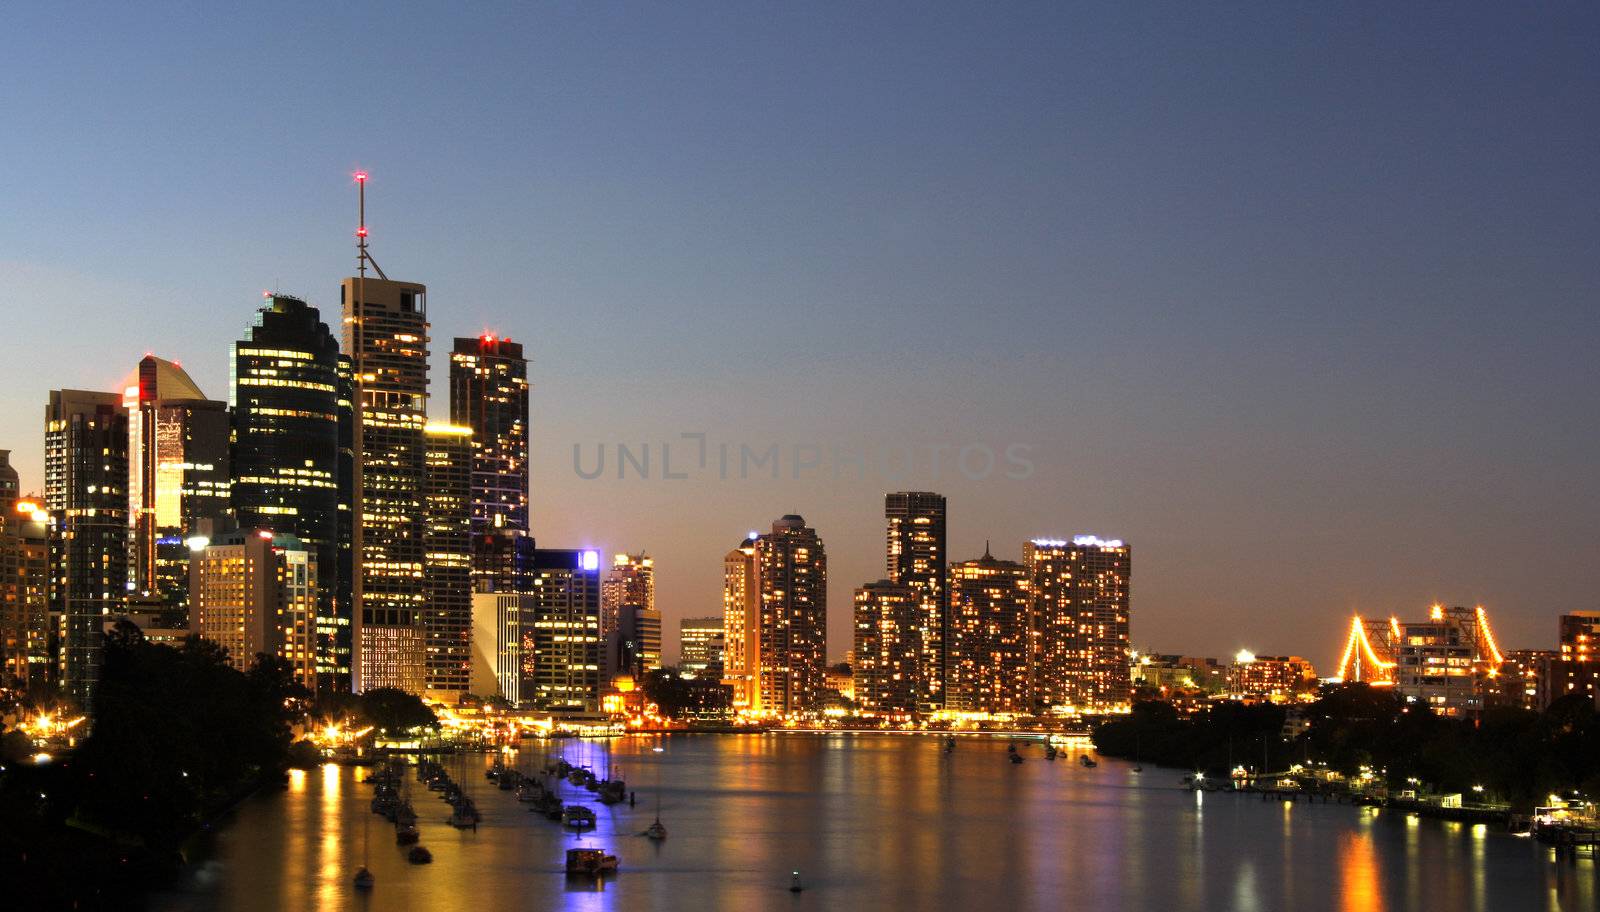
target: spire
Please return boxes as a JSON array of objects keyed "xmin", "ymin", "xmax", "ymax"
[{"xmin": 982, "ymin": 539, "xmax": 992, "ymax": 560}]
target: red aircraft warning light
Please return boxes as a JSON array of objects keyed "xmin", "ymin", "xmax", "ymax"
[{"xmin": 353, "ymin": 170, "xmax": 368, "ymax": 183}]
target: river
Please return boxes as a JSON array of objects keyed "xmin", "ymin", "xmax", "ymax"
[{"xmin": 153, "ymin": 734, "xmax": 1597, "ymax": 911}]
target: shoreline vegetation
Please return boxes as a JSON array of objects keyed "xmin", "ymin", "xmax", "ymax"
[
  {"xmin": 0, "ymin": 623, "xmax": 441, "ymax": 911},
  {"xmin": 1092, "ymin": 684, "xmax": 1600, "ymax": 816}
]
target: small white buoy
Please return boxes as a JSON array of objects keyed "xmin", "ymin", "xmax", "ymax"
[{"xmin": 790, "ymin": 871, "xmax": 804, "ymax": 893}]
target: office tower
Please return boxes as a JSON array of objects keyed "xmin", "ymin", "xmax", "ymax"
[
  {"xmin": 760, "ymin": 515, "xmax": 829, "ymax": 713},
  {"xmin": 1024, "ymin": 536, "xmax": 1132, "ymax": 713},
  {"xmin": 523, "ymin": 548, "xmax": 602, "ymax": 711},
  {"xmin": 232, "ymin": 294, "xmax": 350, "ymax": 690},
  {"xmin": 46, "ymin": 389, "xmax": 129, "ymax": 705},
  {"xmin": 946, "ymin": 546, "xmax": 1032, "ymax": 714},
  {"xmin": 471, "ymin": 591, "xmax": 529, "ymax": 704},
  {"xmin": 1, "ymin": 462, "xmax": 50, "ymax": 688},
  {"xmin": 884, "ymin": 492, "xmax": 946, "ymax": 710},
  {"xmin": 189, "ymin": 529, "xmax": 318, "ymax": 687},
  {"xmin": 1548, "ymin": 612, "xmax": 1600, "ymax": 708},
  {"xmin": 423, "ymin": 423, "xmax": 473, "ymax": 698},
  {"xmin": 852, "ymin": 580, "xmax": 918, "ymax": 713},
  {"xmin": 341, "ymin": 276, "xmax": 429, "ymax": 693},
  {"xmin": 602, "ymin": 552, "xmax": 659, "ymax": 678},
  {"xmin": 449, "ymin": 335, "xmax": 530, "ymax": 543},
  {"xmin": 124, "ymin": 355, "xmax": 230, "ymax": 622},
  {"xmin": 721, "ymin": 533, "xmax": 762, "ymax": 711},
  {"xmin": 678, "ymin": 616, "xmax": 725, "ymax": 680},
  {"xmin": 472, "ymin": 529, "xmax": 538, "ymax": 593}
]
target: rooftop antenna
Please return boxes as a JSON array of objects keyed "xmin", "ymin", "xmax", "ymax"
[{"xmin": 354, "ymin": 170, "xmax": 388, "ymax": 281}]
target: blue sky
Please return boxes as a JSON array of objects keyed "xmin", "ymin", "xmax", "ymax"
[{"xmin": 3, "ymin": 2, "xmax": 1597, "ymax": 666}]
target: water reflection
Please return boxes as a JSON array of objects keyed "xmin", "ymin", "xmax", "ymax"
[{"xmin": 153, "ymin": 736, "xmax": 1593, "ymax": 912}]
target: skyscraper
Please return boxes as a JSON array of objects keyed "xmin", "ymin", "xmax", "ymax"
[
  {"xmin": 423, "ymin": 423, "xmax": 473, "ymax": 698},
  {"xmin": 721, "ymin": 533, "xmax": 762, "ymax": 712},
  {"xmin": 188, "ymin": 529, "xmax": 318, "ymax": 687},
  {"xmin": 1024, "ymin": 536, "xmax": 1131, "ymax": 713},
  {"xmin": 884, "ymin": 491, "xmax": 946, "ymax": 710},
  {"xmin": 759, "ymin": 515, "xmax": 828, "ymax": 714},
  {"xmin": 852, "ymin": 580, "xmax": 918, "ymax": 713},
  {"xmin": 46, "ymin": 389, "xmax": 129, "ymax": 704},
  {"xmin": 946, "ymin": 546, "xmax": 1032, "ymax": 715},
  {"xmin": 602, "ymin": 552, "xmax": 659, "ymax": 679},
  {"xmin": 522, "ymin": 548, "xmax": 602, "ymax": 711},
  {"xmin": 1, "ymin": 456, "xmax": 49, "ymax": 688},
  {"xmin": 678, "ymin": 616, "xmax": 725, "ymax": 680},
  {"xmin": 342, "ymin": 276, "xmax": 429, "ymax": 694},
  {"xmin": 449, "ymin": 335, "xmax": 530, "ymax": 543},
  {"xmin": 125, "ymin": 355, "xmax": 229, "ymax": 623},
  {"xmin": 231, "ymin": 294, "xmax": 349, "ymax": 690},
  {"xmin": 1550, "ymin": 612, "xmax": 1600, "ymax": 708}
]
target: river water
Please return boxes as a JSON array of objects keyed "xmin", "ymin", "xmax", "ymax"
[{"xmin": 153, "ymin": 734, "xmax": 1597, "ymax": 911}]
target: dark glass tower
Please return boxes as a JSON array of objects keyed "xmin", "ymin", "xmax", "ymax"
[
  {"xmin": 449, "ymin": 335, "xmax": 530, "ymax": 583},
  {"xmin": 885, "ymin": 492, "xmax": 947, "ymax": 710},
  {"xmin": 46, "ymin": 389, "xmax": 129, "ymax": 706},
  {"xmin": 231, "ymin": 294, "xmax": 348, "ymax": 691},
  {"xmin": 126, "ymin": 355, "xmax": 230, "ymax": 624}
]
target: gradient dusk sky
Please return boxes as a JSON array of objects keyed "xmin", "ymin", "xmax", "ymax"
[{"xmin": 3, "ymin": 2, "xmax": 1597, "ymax": 669}]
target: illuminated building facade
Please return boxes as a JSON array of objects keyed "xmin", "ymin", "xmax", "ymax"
[
  {"xmin": 1024, "ymin": 536, "xmax": 1132, "ymax": 713},
  {"xmin": 523, "ymin": 548, "xmax": 603, "ymax": 711},
  {"xmin": 125, "ymin": 356, "xmax": 229, "ymax": 623},
  {"xmin": 423, "ymin": 424, "xmax": 473, "ymax": 697},
  {"xmin": 1550, "ymin": 612, "xmax": 1600, "ymax": 708},
  {"xmin": 721, "ymin": 534, "xmax": 762, "ymax": 711},
  {"xmin": 1391, "ymin": 605, "xmax": 1503, "ymax": 718},
  {"xmin": 188, "ymin": 529, "xmax": 318, "ymax": 687},
  {"xmin": 448, "ymin": 336, "xmax": 529, "ymax": 545},
  {"xmin": 231, "ymin": 294, "xmax": 350, "ymax": 690},
  {"xmin": 1226, "ymin": 652, "xmax": 1316, "ymax": 701},
  {"xmin": 47, "ymin": 389, "xmax": 129, "ymax": 704},
  {"xmin": 602, "ymin": 552, "xmax": 659, "ymax": 678},
  {"xmin": 470, "ymin": 591, "xmax": 528, "ymax": 704},
  {"xmin": 1497, "ymin": 648, "xmax": 1556, "ymax": 711},
  {"xmin": 945, "ymin": 546, "xmax": 1031, "ymax": 714},
  {"xmin": 884, "ymin": 492, "xmax": 946, "ymax": 710},
  {"xmin": 0, "ymin": 457, "xmax": 50, "ymax": 688},
  {"xmin": 852, "ymin": 580, "xmax": 919, "ymax": 713},
  {"xmin": 341, "ymin": 277, "xmax": 429, "ymax": 694},
  {"xmin": 760, "ymin": 515, "xmax": 829, "ymax": 713},
  {"xmin": 678, "ymin": 616, "xmax": 725, "ymax": 680}
]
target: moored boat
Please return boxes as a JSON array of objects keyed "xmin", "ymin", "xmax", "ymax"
[{"xmin": 565, "ymin": 847, "xmax": 619, "ymax": 876}]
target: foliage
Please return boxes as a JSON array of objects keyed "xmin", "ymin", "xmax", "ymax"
[{"xmin": 640, "ymin": 667, "xmax": 733, "ymax": 720}]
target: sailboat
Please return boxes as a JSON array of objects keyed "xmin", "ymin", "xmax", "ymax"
[
  {"xmin": 645, "ymin": 791, "xmax": 667, "ymax": 840},
  {"xmin": 354, "ymin": 781, "xmax": 375, "ymax": 890},
  {"xmin": 1133, "ymin": 734, "xmax": 1143, "ymax": 773}
]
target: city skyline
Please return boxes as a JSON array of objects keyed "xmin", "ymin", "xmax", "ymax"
[{"xmin": 3, "ymin": 3, "xmax": 1598, "ymax": 673}]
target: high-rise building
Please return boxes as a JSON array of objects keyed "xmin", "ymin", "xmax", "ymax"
[
  {"xmin": 602, "ymin": 552, "xmax": 659, "ymax": 678},
  {"xmin": 721, "ymin": 533, "xmax": 762, "ymax": 712},
  {"xmin": 758, "ymin": 515, "xmax": 828, "ymax": 714},
  {"xmin": 1549, "ymin": 612, "xmax": 1600, "ymax": 708},
  {"xmin": 449, "ymin": 335, "xmax": 530, "ymax": 544},
  {"xmin": 884, "ymin": 492, "xmax": 946, "ymax": 709},
  {"xmin": 1393, "ymin": 605, "xmax": 1497, "ymax": 718},
  {"xmin": 341, "ymin": 276, "xmax": 430, "ymax": 694},
  {"xmin": 125, "ymin": 356, "xmax": 230, "ymax": 623},
  {"xmin": 678, "ymin": 616, "xmax": 725, "ymax": 680},
  {"xmin": 0, "ymin": 466, "xmax": 50, "ymax": 688},
  {"xmin": 189, "ymin": 529, "xmax": 318, "ymax": 687},
  {"xmin": 523, "ymin": 548, "xmax": 603, "ymax": 711},
  {"xmin": 471, "ymin": 591, "xmax": 529, "ymax": 704},
  {"xmin": 1497, "ymin": 648, "xmax": 1555, "ymax": 711},
  {"xmin": 231, "ymin": 294, "xmax": 350, "ymax": 690},
  {"xmin": 946, "ymin": 546, "xmax": 1031, "ymax": 715},
  {"xmin": 852, "ymin": 580, "xmax": 918, "ymax": 713},
  {"xmin": 1024, "ymin": 536, "xmax": 1132, "ymax": 713},
  {"xmin": 47, "ymin": 389, "xmax": 129, "ymax": 705},
  {"xmin": 423, "ymin": 423, "xmax": 473, "ymax": 698}
]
